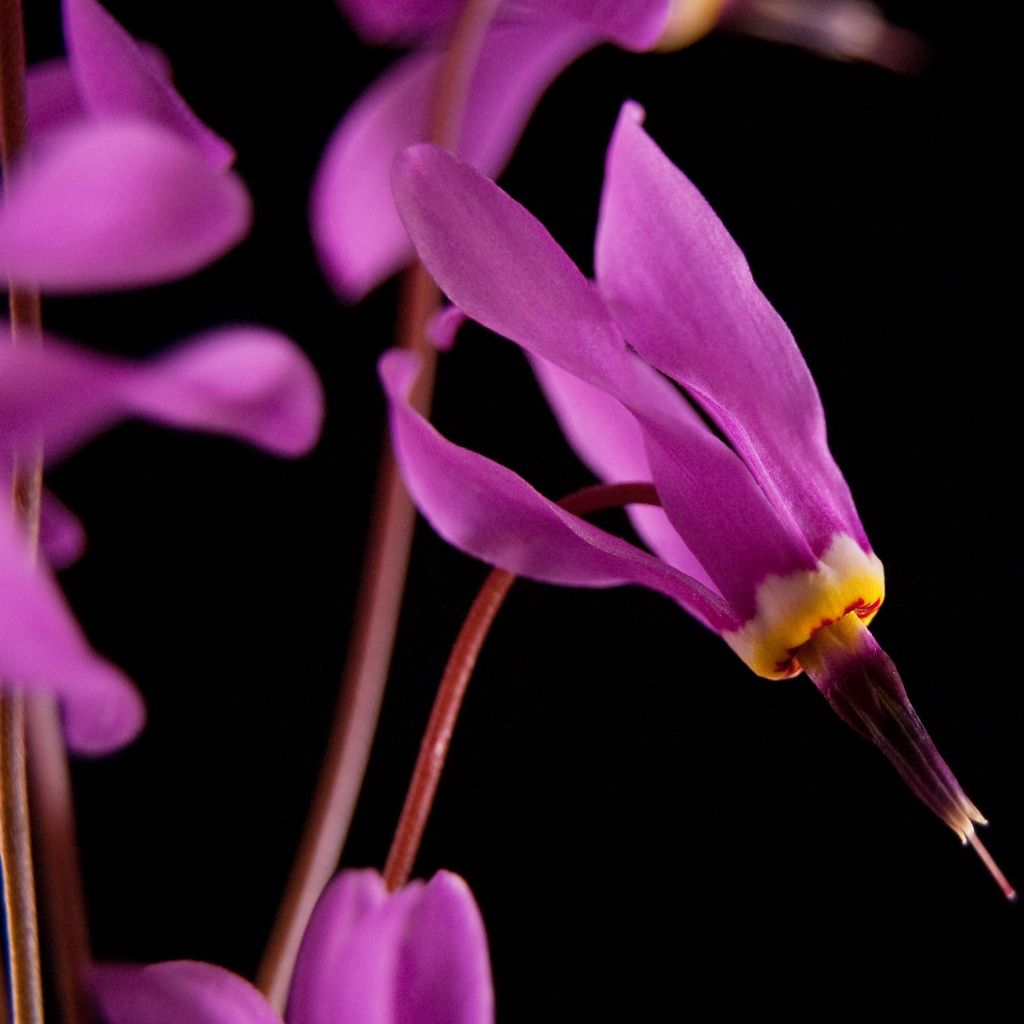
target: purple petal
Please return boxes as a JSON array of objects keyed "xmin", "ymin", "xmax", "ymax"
[
  {"xmin": 133, "ymin": 328, "xmax": 325, "ymax": 457},
  {"xmin": 596, "ymin": 101, "xmax": 870, "ymax": 558},
  {"xmin": 395, "ymin": 872, "xmax": 494, "ymax": 1024},
  {"xmin": 519, "ymin": 0, "xmax": 670, "ymax": 50},
  {"xmin": 528, "ymin": 353, "xmax": 716, "ymax": 590},
  {"xmin": 289, "ymin": 869, "xmax": 493, "ymax": 1024},
  {"xmin": 335, "ymin": 0, "xmax": 461, "ymax": 44},
  {"xmin": 0, "ymin": 327, "xmax": 323, "ymax": 462},
  {"xmin": 25, "ymin": 58, "xmax": 85, "ymax": 138},
  {"xmin": 0, "ymin": 119, "xmax": 250, "ymax": 293},
  {"xmin": 63, "ymin": 0, "xmax": 234, "ymax": 168},
  {"xmin": 40, "ymin": 490, "xmax": 87, "ymax": 569},
  {"xmin": 382, "ymin": 350, "xmax": 736, "ymax": 631},
  {"xmin": 92, "ymin": 961, "xmax": 283, "ymax": 1024},
  {"xmin": 0, "ymin": 501, "xmax": 143, "ymax": 755},
  {"xmin": 26, "ymin": 45, "xmax": 172, "ymax": 141},
  {"xmin": 427, "ymin": 304, "xmax": 466, "ymax": 351},
  {"xmin": 392, "ymin": 144, "xmax": 816, "ymax": 616},
  {"xmin": 312, "ymin": 18, "xmax": 594, "ymax": 299}
]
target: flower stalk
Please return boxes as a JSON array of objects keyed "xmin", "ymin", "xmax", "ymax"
[
  {"xmin": 1, "ymin": 1, "xmax": 47, "ymax": 1020},
  {"xmin": 384, "ymin": 482, "xmax": 659, "ymax": 890},
  {"xmin": 2, "ymin": 2, "xmax": 97, "ymax": 1021},
  {"xmin": 256, "ymin": 0, "xmax": 500, "ymax": 1009}
]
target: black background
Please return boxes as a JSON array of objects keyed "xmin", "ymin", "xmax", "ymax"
[{"xmin": 19, "ymin": 0, "xmax": 1022, "ymax": 1019}]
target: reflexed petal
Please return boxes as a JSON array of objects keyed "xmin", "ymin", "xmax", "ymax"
[
  {"xmin": 0, "ymin": 502, "xmax": 143, "ymax": 755},
  {"xmin": 382, "ymin": 350, "xmax": 736, "ymax": 631},
  {"xmin": 528, "ymin": 352, "xmax": 717, "ymax": 590},
  {"xmin": 393, "ymin": 144, "xmax": 815, "ymax": 615},
  {"xmin": 336, "ymin": 0, "xmax": 461, "ymax": 44},
  {"xmin": 0, "ymin": 327, "xmax": 324, "ymax": 461},
  {"xmin": 392, "ymin": 143, "xmax": 633, "ymax": 397},
  {"xmin": 288, "ymin": 870, "xmax": 493, "ymax": 1024},
  {"xmin": 92, "ymin": 960, "xmax": 283, "ymax": 1024},
  {"xmin": 0, "ymin": 120, "xmax": 250, "ymax": 292},
  {"xmin": 136, "ymin": 328, "xmax": 325, "ymax": 457},
  {"xmin": 63, "ymin": 0, "xmax": 234, "ymax": 168},
  {"xmin": 596, "ymin": 101, "xmax": 869, "ymax": 557},
  {"xmin": 312, "ymin": 18, "xmax": 594, "ymax": 300}
]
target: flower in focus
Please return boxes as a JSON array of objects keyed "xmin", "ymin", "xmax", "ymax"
[
  {"xmin": 0, "ymin": 0, "xmax": 246, "ymax": 292},
  {"xmin": 314, "ymin": 0, "xmax": 921, "ymax": 301},
  {"xmin": 380, "ymin": 101, "xmax": 999, "ymax": 871},
  {"xmin": 91, "ymin": 869, "xmax": 495, "ymax": 1024},
  {"xmin": 0, "ymin": 326, "xmax": 324, "ymax": 755}
]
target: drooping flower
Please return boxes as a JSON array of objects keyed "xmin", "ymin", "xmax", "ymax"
[
  {"xmin": 0, "ymin": 0, "xmax": 246, "ymax": 292},
  {"xmin": 0, "ymin": 326, "xmax": 324, "ymax": 754},
  {"xmin": 91, "ymin": 870, "xmax": 495, "ymax": 1024},
  {"xmin": 380, "ymin": 101, "xmax": 1005, "ymax": 882},
  {"xmin": 314, "ymin": 0, "xmax": 920, "ymax": 301}
]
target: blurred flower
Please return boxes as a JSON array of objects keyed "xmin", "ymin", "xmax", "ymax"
[
  {"xmin": 0, "ymin": 326, "xmax": 324, "ymax": 754},
  {"xmin": 314, "ymin": 0, "xmax": 920, "ymax": 301},
  {"xmin": 0, "ymin": 0, "xmax": 323, "ymax": 754},
  {"xmin": 381, "ymin": 101, "xmax": 985, "ymax": 847},
  {"xmin": 0, "ymin": 0, "xmax": 245, "ymax": 292},
  {"xmin": 91, "ymin": 870, "xmax": 495, "ymax": 1024}
]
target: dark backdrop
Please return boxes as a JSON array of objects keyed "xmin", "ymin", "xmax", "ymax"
[{"xmin": 21, "ymin": 1, "xmax": 1022, "ymax": 1019}]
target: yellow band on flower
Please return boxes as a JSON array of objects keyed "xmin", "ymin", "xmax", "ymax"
[
  {"xmin": 722, "ymin": 534, "xmax": 885, "ymax": 680},
  {"xmin": 654, "ymin": 0, "xmax": 729, "ymax": 51}
]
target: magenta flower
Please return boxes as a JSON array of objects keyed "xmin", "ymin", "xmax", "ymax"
[
  {"xmin": 0, "ymin": 326, "xmax": 324, "ymax": 754},
  {"xmin": 315, "ymin": 0, "xmax": 920, "ymax": 301},
  {"xmin": 91, "ymin": 870, "xmax": 494, "ymax": 1024},
  {"xmin": 314, "ymin": 0, "xmax": 688, "ymax": 301},
  {"xmin": 0, "ymin": 0, "xmax": 246, "ymax": 292},
  {"xmin": 381, "ymin": 101, "xmax": 987, "ymax": 849}
]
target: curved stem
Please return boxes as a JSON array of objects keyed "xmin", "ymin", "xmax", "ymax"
[
  {"xmin": 256, "ymin": 1, "xmax": 500, "ymax": 1009},
  {"xmin": 383, "ymin": 482, "xmax": 660, "ymax": 890}
]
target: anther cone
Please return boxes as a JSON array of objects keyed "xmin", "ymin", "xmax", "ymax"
[{"xmin": 797, "ymin": 614, "xmax": 1005, "ymax": 888}]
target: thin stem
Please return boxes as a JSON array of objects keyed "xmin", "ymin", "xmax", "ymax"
[
  {"xmin": 0, "ymin": 700, "xmax": 43, "ymax": 1024},
  {"xmin": 25, "ymin": 706, "xmax": 94, "ymax": 1024},
  {"xmin": 1, "ymin": 2, "xmax": 46, "ymax": 1022},
  {"xmin": 2, "ymin": 3, "xmax": 94, "ymax": 1022},
  {"xmin": 383, "ymin": 482, "xmax": 660, "ymax": 890},
  {"xmin": 256, "ymin": 0, "xmax": 500, "ymax": 1009}
]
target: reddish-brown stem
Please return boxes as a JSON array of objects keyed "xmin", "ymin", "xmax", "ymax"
[
  {"xmin": 0, "ymin": 3, "xmax": 46, "ymax": 1022},
  {"xmin": 256, "ymin": 1, "xmax": 500, "ymax": 1009},
  {"xmin": 2, "ymin": 3, "xmax": 95, "ymax": 1022},
  {"xmin": 383, "ymin": 482, "xmax": 660, "ymax": 890}
]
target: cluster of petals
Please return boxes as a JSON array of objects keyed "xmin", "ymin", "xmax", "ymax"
[
  {"xmin": 384, "ymin": 99, "xmax": 875, "ymax": 665},
  {"xmin": 91, "ymin": 870, "xmax": 494, "ymax": 1024},
  {"xmin": 0, "ymin": 0, "xmax": 324, "ymax": 754},
  {"xmin": 315, "ymin": 0, "xmax": 920, "ymax": 301},
  {"xmin": 382, "ymin": 101, "xmax": 986, "ymax": 839}
]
